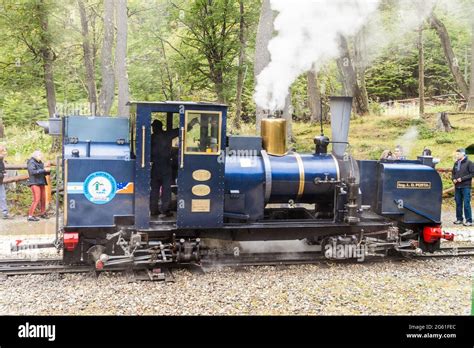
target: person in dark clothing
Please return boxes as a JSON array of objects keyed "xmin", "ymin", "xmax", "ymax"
[
  {"xmin": 150, "ymin": 120, "xmax": 179, "ymax": 218},
  {"xmin": 27, "ymin": 150, "xmax": 50, "ymax": 222},
  {"xmin": 452, "ymin": 148, "xmax": 473, "ymax": 226},
  {"xmin": 0, "ymin": 144, "xmax": 12, "ymax": 219}
]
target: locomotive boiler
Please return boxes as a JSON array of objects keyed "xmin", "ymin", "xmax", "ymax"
[{"xmin": 43, "ymin": 97, "xmax": 451, "ymax": 268}]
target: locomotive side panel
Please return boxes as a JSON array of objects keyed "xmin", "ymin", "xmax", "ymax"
[
  {"xmin": 64, "ymin": 158, "xmax": 135, "ymax": 228},
  {"xmin": 376, "ymin": 162, "xmax": 442, "ymax": 224}
]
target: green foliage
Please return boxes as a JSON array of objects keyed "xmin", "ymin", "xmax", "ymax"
[
  {"xmin": 3, "ymin": 126, "xmax": 53, "ymax": 163},
  {"xmin": 2, "ymin": 90, "xmax": 47, "ymax": 127},
  {"xmin": 435, "ymin": 133, "xmax": 455, "ymax": 144},
  {"xmin": 368, "ymin": 101, "xmax": 384, "ymax": 116},
  {"xmin": 418, "ymin": 123, "xmax": 436, "ymax": 139},
  {"xmin": 6, "ymin": 183, "xmax": 32, "ymax": 215},
  {"xmin": 376, "ymin": 116, "xmax": 416, "ymax": 128},
  {"xmin": 0, "ymin": 0, "xmax": 472, "ymax": 131},
  {"xmin": 366, "ymin": 41, "xmax": 420, "ymax": 102}
]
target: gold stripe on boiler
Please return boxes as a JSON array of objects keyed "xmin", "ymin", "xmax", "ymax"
[
  {"xmin": 192, "ymin": 184, "xmax": 211, "ymax": 197},
  {"xmin": 192, "ymin": 169, "xmax": 212, "ymax": 181},
  {"xmin": 294, "ymin": 152, "xmax": 305, "ymax": 200}
]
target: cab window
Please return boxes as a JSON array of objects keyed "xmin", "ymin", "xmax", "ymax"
[{"xmin": 185, "ymin": 111, "xmax": 221, "ymax": 154}]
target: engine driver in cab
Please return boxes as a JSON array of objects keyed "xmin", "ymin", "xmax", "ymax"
[{"xmin": 150, "ymin": 120, "xmax": 179, "ymax": 218}]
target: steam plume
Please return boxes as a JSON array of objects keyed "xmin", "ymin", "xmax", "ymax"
[
  {"xmin": 254, "ymin": 0, "xmax": 380, "ymax": 111},
  {"xmin": 254, "ymin": 0, "xmax": 447, "ymax": 112}
]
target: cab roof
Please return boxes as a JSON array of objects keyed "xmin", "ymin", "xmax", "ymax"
[{"xmin": 128, "ymin": 101, "xmax": 227, "ymax": 107}]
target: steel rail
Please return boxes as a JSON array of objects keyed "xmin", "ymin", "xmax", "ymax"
[{"xmin": 0, "ymin": 246, "xmax": 473, "ymax": 276}]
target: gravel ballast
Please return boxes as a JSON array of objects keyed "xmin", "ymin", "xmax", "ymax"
[{"xmin": 0, "ymin": 258, "xmax": 472, "ymax": 315}]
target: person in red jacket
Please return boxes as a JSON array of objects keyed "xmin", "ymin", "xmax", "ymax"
[{"xmin": 26, "ymin": 150, "xmax": 50, "ymax": 222}]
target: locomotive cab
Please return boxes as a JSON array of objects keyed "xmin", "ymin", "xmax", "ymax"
[{"xmin": 130, "ymin": 101, "xmax": 228, "ymax": 230}]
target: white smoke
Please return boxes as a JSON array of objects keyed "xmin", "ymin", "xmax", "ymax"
[
  {"xmin": 395, "ymin": 125, "xmax": 419, "ymax": 157},
  {"xmin": 254, "ymin": 0, "xmax": 380, "ymax": 111},
  {"xmin": 254, "ymin": 0, "xmax": 450, "ymax": 112}
]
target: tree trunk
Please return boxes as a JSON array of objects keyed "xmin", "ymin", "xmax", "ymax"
[
  {"xmin": 337, "ymin": 35, "xmax": 368, "ymax": 115},
  {"xmin": 78, "ymin": 0, "xmax": 98, "ymax": 115},
  {"xmin": 42, "ymin": 53, "xmax": 56, "ymax": 118},
  {"xmin": 354, "ymin": 30, "xmax": 369, "ymax": 114},
  {"xmin": 307, "ymin": 69, "xmax": 322, "ymax": 124},
  {"xmin": 254, "ymin": 0, "xmax": 273, "ymax": 134},
  {"xmin": 429, "ymin": 12, "xmax": 469, "ymax": 99},
  {"xmin": 37, "ymin": 0, "xmax": 56, "ymax": 118},
  {"xmin": 418, "ymin": 25, "xmax": 425, "ymax": 117},
  {"xmin": 115, "ymin": 0, "xmax": 130, "ymax": 117},
  {"xmin": 467, "ymin": 21, "xmax": 474, "ymax": 110},
  {"xmin": 159, "ymin": 38, "xmax": 176, "ymax": 100},
  {"xmin": 213, "ymin": 71, "xmax": 226, "ymax": 104},
  {"xmin": 233, "ymin": 0, "xmax": 246, "ymax": 130},
  {"xmin": 436, "ymin": 112, "xmax": 452, "ymax": 132},
  {"xmin": 98, "ymin": 0, "xmax": 115, "ymax": 116}
]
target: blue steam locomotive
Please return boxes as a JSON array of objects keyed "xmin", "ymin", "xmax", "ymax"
[{"xmin": 50, "ymin": 97, "xmax": 451, "ymax": 268}]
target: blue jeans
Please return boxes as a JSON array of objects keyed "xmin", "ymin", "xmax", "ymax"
[
  {"xmin": 0, "ymin": 184, "xmax": 8, "ymax": 215},
  {"xmin": 455, "ymin": 187, "xmax": 472, "ymax": 223}
]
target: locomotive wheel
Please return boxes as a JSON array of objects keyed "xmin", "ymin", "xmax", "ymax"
[{"xmin": 418, "ymin": 237, "xmax": 440, "ymax": 253}]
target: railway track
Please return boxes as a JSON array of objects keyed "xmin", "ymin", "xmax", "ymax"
[
  {"xmin": 0, "ymin": 258, "xmax": 91, "ymax": 276},
  {"xmin": 0, "ymin": 245, "xmax": 473, "ymax": 278},
  {"xmin": 415, "ymin": 246, "xmax": 474, "ymax": 258}
]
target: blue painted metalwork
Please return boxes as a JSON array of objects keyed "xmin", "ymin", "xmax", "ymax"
[
  {"xmin": 224, "ymin": 154, "xmax": 265, "ymax": 221},
  {"xmin": 133, "ymin": 104, "xmax": 152, "ymax": 229},
  {"xmin": 358, "ymin": 160, "xmax": 378, "ymax": 207},
  {"xmin": 392, "ymin": 199, "xmax": 438, "ymax": 223},
  {"xmin": 63, "ymin": 116, "xmax": 130, "ymax": 159},
  {"xmin": 65, "ymin": 159, "xmax": 134, "ymax": 227},
  {"xmin": 62, "ymin": 115, "xmax": 135, "ymax": 228},
  {"xmin": 64, "ymin": 116, "xmax": 130, "ymax": 143},
  {"xmin": 64, "ymin": 143, "xmax": 130, "ymax": 159},
  {"xmin": 176, "ymin": 103, "xmax": 227, "ymax": 228},
  {"xmin": 223, "ymin": 152, "xmax": 338, "ymax": 220},
  {"xmin": 268, "ymin": 153, "xmax": 338, "ymax": 203},
  {"xmin": 376, "ymin": 162, "xmax": 442, "ymax": 223},
  {"xmin": 129, "ymin": 101, "xmax": 228, "ymax": 229}
]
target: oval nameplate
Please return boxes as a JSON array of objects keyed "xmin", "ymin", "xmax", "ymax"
[
  {"xmin": 192, "ymin": 169, "xmax": 211, "ymax": 181},
  {"xmin": 192, "ymin": 184, "xmax": 211, "ymax": 197}
]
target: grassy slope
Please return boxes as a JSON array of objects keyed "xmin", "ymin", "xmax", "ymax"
[{"xmin": 296, "ymin": 113, "xmax": 472, "ymax": 169}]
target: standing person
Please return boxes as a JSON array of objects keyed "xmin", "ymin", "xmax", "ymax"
[
  {"xmin": 452, "ymin": 148, "xmax": 473, "ymax": 226},
  {"xmin": 393, "ymin": 145, "xmax": 406, "ymax": 160},
  {"xmin": 380, "ymin": 149, "xmax": 394, "ymax": 160},
  {"xmin": 26, "ymin": 150, "xmax": 50, "ymax": 222},
  {"xmin": 0, "ymin": 144, "xmax": 12, "ymax": 219},
  {"xmin": 150, "ymin": 120, "xmax": 179, "ymax": 218}
]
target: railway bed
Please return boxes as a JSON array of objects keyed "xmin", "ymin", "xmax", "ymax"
[{"xmin": 1, "ymin": 246, "xmax": 474, "ymax": 279}]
